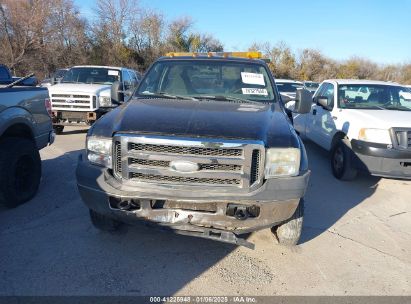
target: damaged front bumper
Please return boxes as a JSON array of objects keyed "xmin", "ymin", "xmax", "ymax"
[{"xmin": 76, "ymin": 154, "xmax": 310, "ymax": 248}]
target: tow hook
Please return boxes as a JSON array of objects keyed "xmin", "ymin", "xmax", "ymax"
[
  {"xmin": 117, "ymin": 200, "xmax": 131, "ymax": 210},
  {"xmin": 109, "ymin": 197, "xmax": 141, "ymax": 211},
  {"xmin": 226, "ymin": 204, "xmax": 260, "ymax": 220},
  {"xmin": 234, "ymin": 206, "xmax": 249, "ymax": 220}
]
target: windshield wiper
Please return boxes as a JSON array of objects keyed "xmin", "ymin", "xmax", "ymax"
[
  {"xmin": 194, "ymin": 95, "xmax": 264, "ymax": 104},
  {"xmin": 142, "ymin": 92, "xmax": 198, "ymax": 101}
]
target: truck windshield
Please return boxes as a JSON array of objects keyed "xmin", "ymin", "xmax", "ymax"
[
  {"xmin": 61, "ymin": 67, "xmax": 120, "ymax": 84},
  {"xmin": 338, "ymin": 84, "xmax": 411, "ymax": 111},
  {"xmin": 136, "ymin": 60, "xmax": 276, "ymax": 102}
]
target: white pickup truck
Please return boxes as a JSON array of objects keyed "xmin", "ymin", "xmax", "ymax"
[
  {"xmin": 291, "ymin": 79, "xmax": 411, "ymax": 180},
  {"xmin": 48, "ymin": 65, "xmax": 141, "ymax": 134}
]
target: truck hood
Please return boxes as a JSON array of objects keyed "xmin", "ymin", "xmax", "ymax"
[
  {"xmin": 48, "ymin": 83, "xmax": 111, "ymax": 95},
  {"xmin": 342, "ymin": 109, "xmax": 411, "ymax": 129},
  {"xmin": 92, "ymin": 98, "xmax": 295, "ymax": 147}
]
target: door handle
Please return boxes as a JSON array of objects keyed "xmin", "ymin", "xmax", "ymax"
[{"xmin": 312, "ymin": 109, "xmax": 317, "ymax": 115}]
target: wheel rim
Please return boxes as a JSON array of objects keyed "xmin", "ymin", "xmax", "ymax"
[
  {"xmin": 333, "ymin": 146, "xmax": 344, "ymax": 173},
  {"xmin": 15, "ymin": 155, "xmax": 35, "ymax": 192}
]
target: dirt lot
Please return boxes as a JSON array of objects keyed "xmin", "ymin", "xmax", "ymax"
[{"xmin": 1, "ymin": 126, "xmax": 410, "ymax": 296}]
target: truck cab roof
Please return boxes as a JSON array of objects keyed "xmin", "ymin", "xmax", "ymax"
[
  {"xmin": 71, "ymin": 65, "xmax": 126, "ymax": 71},
  {"xmin": 323, "ymin": 79, "xmax": 401, "ymax": 86}
]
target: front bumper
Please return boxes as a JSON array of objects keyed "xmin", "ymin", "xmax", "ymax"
[
  {"xmin": 52, "ymin": 108, "xmax": 112, "ymax": 125},
  {"xmin": 351, "ymin": 140, "xmax": 411, "ymax": 179},
  {"xmin": 76, "ymin": 154, "xmax": 310, "ymax": 244}
]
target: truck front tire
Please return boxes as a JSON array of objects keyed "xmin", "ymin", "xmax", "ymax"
[
  {"xmin": 89, "ymin": 209, "xmax": 122, "ymax": 232},
  {"xmin": 0, "ymin": 137, "xmax": 41, "ymax": 208},
  {"xmin": 331, "ymin": 139, "xmax": 358, "ymax": 181},
  {"xmin": 272, "ymin": 199, "xmax": 304, "ymax": 246}
]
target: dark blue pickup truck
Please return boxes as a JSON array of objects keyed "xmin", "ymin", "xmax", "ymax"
[
  {"xmin": 0, "ymin": 64, "xmax": 54, "ymax": 208},
  {"xmin": 76, "ymin": 52, "xmax": 313, "ymax": 248}
]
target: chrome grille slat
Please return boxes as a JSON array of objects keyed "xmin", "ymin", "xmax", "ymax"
[
  {"xmin": 127, "ymin": 167, "xmax": 242, "ymax": 180},
  {"xmin": 129, "ymin": 143, "xmax": 242, "ymax": 157},
  {"xmin": 250, "ymin": 150, "xmax": 261, "ymax": 184},
  {"xmin": 52, "ymin": 99, "xmax": 90, "ymax": 104},
  {"xmin": 51, "ymin": 104, "xmax": 90, "ymax": 109},
  {"xmin": 114, "ymin": 141, "xmax": 122, "ymax": 175},
  {"xmin": 129, "ymin": 158, "xmax": 242, "ymax": 171},
  {"xmin": 126, "ymin": 152, "xmax": 244, "ymax": 164},
  {"xmin": 113, "ymin": 135, "xmax": 265, "ymax": 191},
  {"xmin": 52, "ymin": 94, "xmax": 90, "ymax": 98},
  {"xmin": 130, "ymin": 173, "xmax": 241, "ymax": 186}
]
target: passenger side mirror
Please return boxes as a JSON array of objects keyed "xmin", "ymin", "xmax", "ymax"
[
  {"xmin": 317, "ymin": 96, "xmax": 332, "ymax": 111},
  {"xmin": 293, "ymin": 89, "xmax": 312, "ymax": 114},
  {"xmin": 111, "ymin": 81, "xmax": 125, "ymax": 104}
]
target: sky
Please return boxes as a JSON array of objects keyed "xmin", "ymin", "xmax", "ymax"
[{"xmin": 74, "ymin": 0, "xmax": 411, "ymax": 65}]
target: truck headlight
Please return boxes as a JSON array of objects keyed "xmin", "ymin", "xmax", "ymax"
[
  {"xmin": 99, "ymin": 96, "xmax": 112, "ymax": 107},
  {"xmin": 358, "ymin": 128, "xmax": 391, "ymax": 145},
  {"xmin": 264, "ymin": 148, "xmax": 300, "ymax": 178},
  {"xmin": 86, "ymin": 136, "xmax": 112, "ymax": 168}
]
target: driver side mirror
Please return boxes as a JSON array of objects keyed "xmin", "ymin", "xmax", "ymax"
[
  {"xmin": 293, "ymin": 89, "xmax": 312, "ymax": 114},
  {"xmin": 111, "ymin": 81, "xmax": 125, "ymax": 104}
]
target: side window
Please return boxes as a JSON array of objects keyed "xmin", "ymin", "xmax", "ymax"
[
  {"xmin": 313, "ymin": 83, "xmax": 326, "ymax": 101},
  {"xmin": 315, "ymin": 83, "xmax": 334, "ymax": 110},
  {"xmin": 122, "ymin": 70, "xmax": 132, "ymax": 90},
  {"xmin": 130, "ymin": 71, "xmax": 139, "ymax": 86},
  {"xmin": 321, "ymin": 83, "xmax": 335, "ymax": 109}
]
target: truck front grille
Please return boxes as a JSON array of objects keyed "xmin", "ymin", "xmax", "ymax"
[
  {"xmin": 393, "ymin": 128, "xmax": 411, "ymax": 150},
  {"xmin": 50, "ymin": 93, "xmax": 93, "ymax": 111},
  {"xmin": 113, "ymin": 135, "xmax": 264, "ymax": 191}
]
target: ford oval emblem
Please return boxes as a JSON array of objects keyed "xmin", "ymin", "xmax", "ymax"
[
  {"xmin": 169, "ymin": 160, "xmax": 199, "ymax": 173},
  {"xmin": 65, "ymin": 99, "xmax": 74, "ymax": 103}
]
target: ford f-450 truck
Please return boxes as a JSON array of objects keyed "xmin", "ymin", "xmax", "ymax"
[
  {"xmin": 48, "ymin": 65, "xmax": 141, "ymax": 134},
  {"xmin": 76, "ymin": 52, "xmax": 312, "ymax": 248}
]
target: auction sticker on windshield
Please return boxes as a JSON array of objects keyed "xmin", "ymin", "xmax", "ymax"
[
  {"xmin": 241, "ymin": 72, "xmax": 265, "ymax": 85},
  {"xmin": 242, "ymin": 88, "xmax": 268, "ymax": 95},
  {"xmin": 108, "ymin": 70, "xmax": 119, "ymax": 76}
]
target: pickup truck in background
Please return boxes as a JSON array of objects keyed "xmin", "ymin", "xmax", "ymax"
[
  {"xmin": 0, "ymin": 72, "xmax": 54, "ymax": 208},
  {"xmin": 76, "ymin": 52, "xmax": 313, "ymax": 248},
  {"xmin": 275, "ymin": 79, "xmax": 304, "ymax": 100},
  {"xmin": 291, "ymin": 79, "xmax": 411, "ymax": 180},
  {"xmin": 48, "ymin": 65, "xmax": 141, "ymax": 134},
  {"xmin": 0, "ymin": 64, "xmax": 37, "ymax": 86}
]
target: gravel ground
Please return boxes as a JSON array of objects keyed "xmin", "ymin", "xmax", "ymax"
[{"xmin": 0, "ymin": 126, "xmax": 410, "ymax": 296}]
